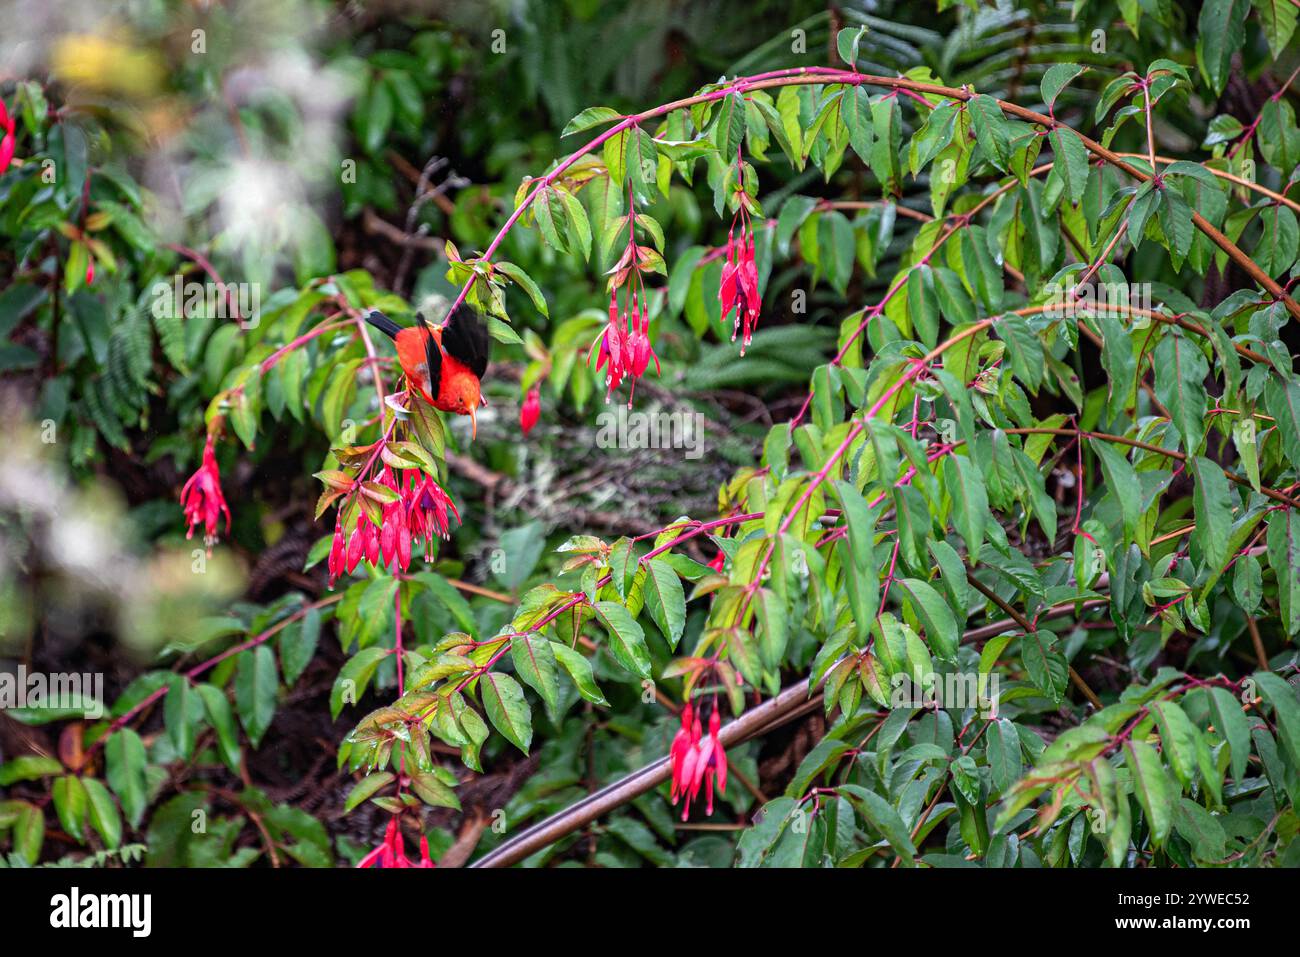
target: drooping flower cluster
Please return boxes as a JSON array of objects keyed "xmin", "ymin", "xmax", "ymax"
[
  {"xmin": 180, "ymin": 434, "xmax": 231, "ymax": 550},
  {"xmin": 520, "ymin": 386, "xmax": 540, "ymax": 435},
  {"xmin": 0, "ymin": 98, "xmax": 14, "ymax": 175},
  {"xmin": 718, "ymin": 207, "xmax": 761, "ymax": 354},
  {"xmin": 327, "ymin": 465, "xmax": 460, "ymax": 584},
  {"xmin": 357, "ymin": 817, "xmax": 435, "ymax": 868},
  {"xmin": 594, "ymin": 288, "xmax": 660, "ymax": 406},
  {"xmin": 669, "ymin": 702, "xmax": 728, "ymax": 820}
]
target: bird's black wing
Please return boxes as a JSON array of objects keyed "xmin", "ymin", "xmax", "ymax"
[
  {"xmin": 440, "ymin": 305, "xmax": 490, "ymax": 380},
  {"xmin": 414, "ymin": 311, "xmax": 443, "ymax": 396}
]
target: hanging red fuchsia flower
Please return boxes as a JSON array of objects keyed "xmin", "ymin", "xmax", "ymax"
[
  {"xmin": 687, "ymin": 707, "xmax": 728, "ymax": 818},
  {"xmin": 327, "ymin": 467, "xmax": 461, "ymax": 586},
  {"xmin": 672, "ymin": 705, "xmax": 703, "ymax": 819},
  {"xmin": 670, "ymin": 702, "xmax": 729, "ymax": 820},
  {"xmin": 708, "ymin": 549, "xmax": 726, "ymax": 573},
  {"xmin": 718, "ymin": 220, "xmax": 760, "ymax": 354},
  {"xmin": 594, "ymin": 288, "xmax": 659, "ymax": 406},
  {"xmin": 520, "ymin": 386, "xmax": 540, "ymax": 435},
  {"xmin": 0, "ymin": 98, "xmax": 15, "ymax": 175},
  {"xmin": 593, "ymin": 290, "xmax": 630, "ymax": 401},
  {"xmin": 669, "ymin": 703, "xmax": 697, "ymax": 805},
  {"xmin": 357, "ymin": 817, "xmax": 435, "ymax": 868},
  {"xmin": 405, "ymin": 470, "xmax": 460, "ymax": 547},
  {"xmin": 180, "ymin": 434, "xmax": 231, "ymax": 550}
]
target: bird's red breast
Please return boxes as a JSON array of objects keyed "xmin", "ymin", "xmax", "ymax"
[
  {"xmin": 395, "ymin": 326, "xmax": 483, "ymax": 433},
  {"xmin": 366, "ymin": 307, "xmax": 489, "ymax": 438}
]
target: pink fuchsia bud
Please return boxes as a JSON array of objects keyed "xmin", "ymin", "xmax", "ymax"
[
  {"xmin": 327, "ymin": 524, "xmax": 346, "ymax": 583},
  {"xmin": 85, "ymin": 256, "xmax": 94, "ymax": 285},
  {"xmin": 708, "ymin": 549, "xmax": 726, "ymax": 572},
  {"xmin": 520, "ymin": 387, "xmax": 540, "ymax": 436}
]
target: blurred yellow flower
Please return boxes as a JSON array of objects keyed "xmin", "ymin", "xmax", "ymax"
[{"xmin": 51, "ymin": 33, "xmax": 164, "ymax": 97}]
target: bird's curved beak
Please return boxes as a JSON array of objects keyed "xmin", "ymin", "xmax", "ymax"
[{"xmin": 469, "ymin": 403, "xmax": 478, "ymax": 440}]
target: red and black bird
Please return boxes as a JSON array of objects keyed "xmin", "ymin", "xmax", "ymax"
[{"xmin": 365, "ymin": 307, "xmax": 490, "ymax": 438}]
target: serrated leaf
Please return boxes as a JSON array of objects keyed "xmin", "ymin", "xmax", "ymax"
[
  {"xmin": 643, "ymin": 558, "xmax": 686, "ymax": 649},
  {"xmin": 480, "ymin": 672, "xmax": 533, "ymax": 753}
]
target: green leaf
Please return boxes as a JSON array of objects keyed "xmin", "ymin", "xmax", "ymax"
[
  {"xmin": 551, "ymin": 642, "xmax": 608, "ymax": 706},
  {"xmin": 164, "ymin": 675, "xmax": 199, "ymax": 760},
  {"xmin": 1124, "ymin": 739, "xmax": 1174, "ymax": 846},
  {"xmin": 1153, "ymin": 333, "xmax": 1208, "ymax": 453},
  {"xmin": 844, "ymin": 86, "xmax": 873, "ymax": 165},
  {"xmin": 1253, "ymin": 671, "xmax": 1300, "ymax": 771},
  {"xmin": 83, "ymin": 778, "xmax": 122, "ymax": 850},
  {"xmin": 1021, "ymin": 632, "xmax": 1069, "ymax": 702},
  {"xmin": 593, "ymin": 600, "xmax": 652, "ymax": 679},
  {"xmin": 987, "ymin": 718, "xmax": 1022, "ymax": 792},
  {"xmin": 712, "ymin": 93, "xmax": 746, "ymax": 161},
  {"xmin": 1265, "ymin": 375, "xmax": 1300, "ymax": 473},
  {"xmin": 643, "ymin": 558, "xmax": 686, "ymax": 649},
  {"xmin": 841, "ymin": 784, "xmax": 916, "ymax": 865},
  {"xmin": 343, "ymin": 772, "xmax": 394, "ymax": 813},
  {"xmin": 561, "ymin": 106, "xmax": 622, "ymax": 137},
  {"xmin": 967, "ymin": 95, "xmax": 1010, "ymax": 170},
  {"xmin": 1048, "ymin": 129, "xmax": 1089, "ymax": 205},
  {"xmin": 944, "ymin": 455, "xmax": 988, "ymax": 560},
  {"xmin": 1189, "ymin": 456, "xmax": 1234, "ymax": 576},
  {"xmin": 1266, "ymin": 509, "xmax": 1300, "ymax": 637},
  {"xmin": 1158, "ymin": 188, "xmax": 1194, "ymax": 262},
  {"xmin": 895, "ymin": 578, "xmax": 959, "ymax": 662},
  {"xmin": 52, "ymin": 775, "xmax": 87, "ymax": 842},
  {"xmin": 13, "ymin": 803, "xmax": 44, "ymax": 863},
  {"xmin": 0, "ymin": 755, "xmax": 63, "ymax": 785},
  {"xmin": 409, "ymin": 770, "xmax": 461, "ymax": 811},
  {"xmin": 496, "ymin": 261, "xmax": 550, "ymax": 317},
  {"xmin": 1174, "ymin": 798, "xmax": 1226, "ymax": 861},
  {"xmin": 105, "ymin": 728, "xmax": 148, "ymax": 828},
  {"xmin": 832, "ymin": 479, "xmax": 878, "ymax": 642},
  {"xmin": 1150, "ymin": 700, "xmax": 1200, "ymax": 788},
  {"xmin": 359, "ymin": 77, "xmax": 393, "ymax": 154},
  {"xmin": 1040, "ymin": 63, "xmax": 1085, "ymax": 112},
  {"xmin": 279, "ymin": 606, "xmax": 320, "ymax": 687},
  {"xmin": 196, "ymin": 683, "xmax": 241, "ymax": 774},
  {"xmin": 235, "ymin": 645, "xmax": 280, "ymax": 746},
  {"xmin": 1096, "ymin": 312, "xmax": 1137, "ymax": 419},
  {"xmin": 755, "ymin": 587, "xmax": 789, "ymax": 670},
  {"xmin": 1208, "ymin": 686, "xmax": 1252, "ymax": 782},
  {"xmin": 1091, "ymin": 439, "xmax": 1141, "ymax": 542},
  {"xmin": 533, "ymin": 187, "xmax": 568, "ymax": 252},
  {"xmin": 480, "ymin": 672, "xmax": 533, "ymax": 753},
  {"xmin": 1252, "ymin": 0, "xmax": 1298, "ymax": 58},
  {"xmin": 329, "ymin": 646, "xmax": 387, "ymax": 720},
  {"xmin": 1197, "ymin": 0, "xmax": 1249, "ymax": 96},
  {"xmin": 836, "ymin": 26, "xmax": 869, "ymax": 67},
  {"xmin": 510, "ymin": 634, "xmax": 561, "ymax": 724}
]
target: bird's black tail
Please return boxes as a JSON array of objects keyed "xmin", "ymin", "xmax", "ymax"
[{"xmin": 365, "ymin": 310, "xmax": 402, "ymax": 340}]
